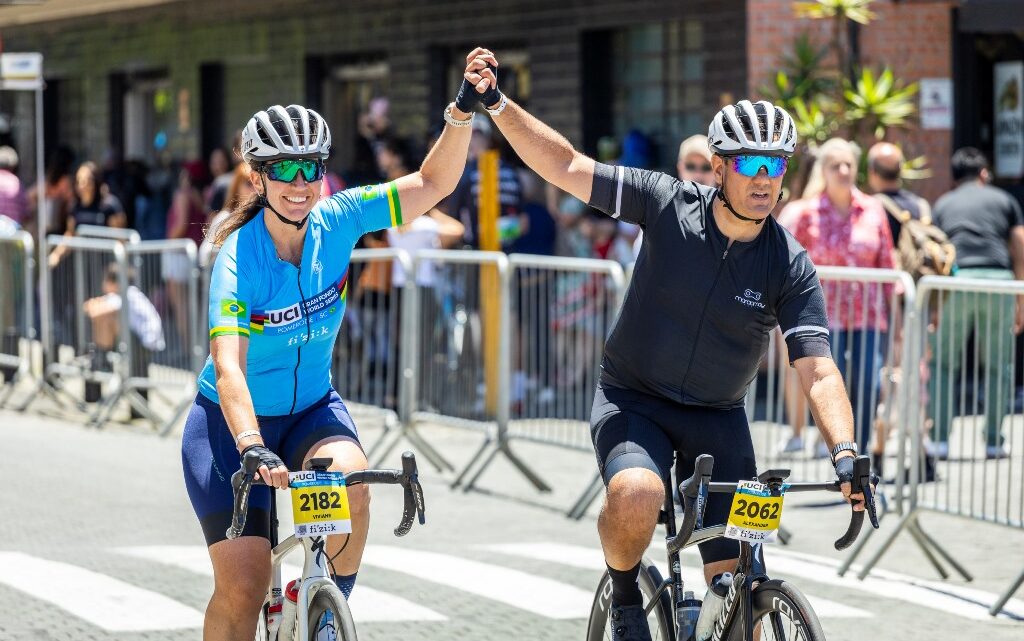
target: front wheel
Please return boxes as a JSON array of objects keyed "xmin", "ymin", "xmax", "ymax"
[
  {"xmin": 306, "ymin": 583, "xmax": 358, "ymax": 641},
  {"xmin": 586, "ymin": 558, "xmax": 674, "ymax": 641},
  {"xmin": 747, "ymin": 579, "xmax": 826, "ymax": 641}
]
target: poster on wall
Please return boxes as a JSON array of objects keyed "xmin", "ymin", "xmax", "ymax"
[
  {"xmin": 920, "ymin": 78, "xmax": 953, "ymax": 130},
  {"xmin": 994, "ymin": 61, "xmax": 1023, "ymax": 179}
]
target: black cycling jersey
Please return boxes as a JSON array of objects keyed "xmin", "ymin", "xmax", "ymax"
[{"xmin": 588, "ymin": 162, "xmax": 831, "ymax": 408}]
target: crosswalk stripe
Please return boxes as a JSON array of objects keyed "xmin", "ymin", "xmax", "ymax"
[
  {"xmin": 362, "ymin": 545, "xmax": 594, "ymax": 619},
  {"xmin": 479, "ymin": 542, "xmax": 871, "ymax": 619},
  {"xmin": 115, "ymin": 545, "xmax": 446, "ymax": 623},
  {"xmin": 0, "ymin": 551, "xmax": 204, "ymax": 631},
  {"xmin": 647, "ymin": 539, "xmax": 1023, "ymax": 622}
]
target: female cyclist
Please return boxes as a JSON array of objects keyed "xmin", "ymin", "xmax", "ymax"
[{"xmin": 183, "ymin": 49, "xmax": 491, "ymax": 640}]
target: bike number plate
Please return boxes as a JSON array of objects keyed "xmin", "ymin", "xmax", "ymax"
[
  {"xmin": 724, "ymin": 480, "xmax": 784, "ymax": 544},
  {"xmin": 289, "ymin": 470, "xmax": 352, "ymax": 538}
]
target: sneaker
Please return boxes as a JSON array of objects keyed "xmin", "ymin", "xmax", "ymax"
[
  {"xmin": 316, "ymin": 610, "xmax": 336, "ymax": 641},
  {"xmin": 813, "ymin": 440, "xmax": 830, "ymax": 459},
  {"xmin": 986, "ymin": 445, "xmax": 1009, "ymax": 460},
  {"xmin": 779, "ymin": 435, "xmax": 804, "ymax": 454},
  {"xmin": 609, "ymin": 604, "xmax": 652, "ymax": 641}
]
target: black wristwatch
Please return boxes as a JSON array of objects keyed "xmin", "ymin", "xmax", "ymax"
[{"xmin": 830, "ymin": 441, "xmax": 858, "ymax": 465}]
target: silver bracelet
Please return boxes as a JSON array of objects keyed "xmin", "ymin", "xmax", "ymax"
[
  {"xmin": 234, "ymin": 429, "xmax": 262, "ymax": 444},
  {"xmin": 485, "ymin": 93, "xmax": 509, "ymax": 117},
  {"xmin": 443, "ymin": 102, "xmax": 474, "ymax": 128}
]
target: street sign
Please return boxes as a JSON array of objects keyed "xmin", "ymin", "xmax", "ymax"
[{"xmin": 0, "ymin": 52, "xmax": 43, "ymax": 89}]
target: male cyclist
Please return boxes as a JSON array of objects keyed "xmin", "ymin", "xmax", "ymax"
[{"xmin": 461, "ymin": 50, "xmax": 869, "ymax": 641}]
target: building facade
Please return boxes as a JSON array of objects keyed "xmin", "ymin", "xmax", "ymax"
[{"xmin": 0, "ymin": 0, "xmax": 1021, "ymax": 202}]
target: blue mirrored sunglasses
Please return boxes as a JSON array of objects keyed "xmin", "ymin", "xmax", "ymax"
[
  {"xmin": 730, "ymin": 155, "xmax": 789, "ymax": 178},
  {"xmin": 264, "ymin": 158, "xmax": 326, "ymax": 183}
]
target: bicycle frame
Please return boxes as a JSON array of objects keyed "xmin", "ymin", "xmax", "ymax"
[
  {"xmin": 648, "ymin": 454, "xmax": 875, "ymax": 641},
  {"xmin": 265, "ymin": 496, "xmax": 338, "ymax": 641},
  {"xmin": 649, "ymin": 476, "xmax": 768, "ymax": 641}
]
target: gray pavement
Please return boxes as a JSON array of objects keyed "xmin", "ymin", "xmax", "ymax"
[{"xmin": 1, "ymin": 405, "xmax": 1023, "ymax": 641}]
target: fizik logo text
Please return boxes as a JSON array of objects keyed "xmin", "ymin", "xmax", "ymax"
[{"xmin": 734, "ymin": 288, "xmax": 766, "ymax": 309}]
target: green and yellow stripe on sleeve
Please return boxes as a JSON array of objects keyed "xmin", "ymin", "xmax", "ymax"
[{"xmin": 360, "ymin": 181, "xmax": 403, "ymax": 230}]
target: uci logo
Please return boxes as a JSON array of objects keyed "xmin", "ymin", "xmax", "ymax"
[
  {"xmin": 292, "ymin": 471, "xmax": 316, "ymax": 482},
  {"xmin": 266, "ymin": 304, "xmax": 302, "ymax": 326}
]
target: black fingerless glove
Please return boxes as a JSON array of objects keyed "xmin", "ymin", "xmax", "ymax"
[
  {"xmin": 455, "ymin": 77, "xmax": 482, "ymax": 113},
  {"xmin": 241, "ymin": 443, "xmax": 285, "ymax": 471},
  {"xmin": 834, "ymin": 455, "xmax": 855, "ymax": 485},
  {"xmin": 455, "ymin": 63, "xmax": 502, "ymax": 112}
]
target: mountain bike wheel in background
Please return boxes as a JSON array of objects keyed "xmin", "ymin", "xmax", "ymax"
[
  {"xmin": 586, "ymin": 558, "xmax": 673, "ymax": 641},
  {"xmin": 746, "ymin": 579, "xmax": 825, "ymax": 641},
  {"xmin": 306, "ymin": 583, "xmax": 358, "ymax": 641}
]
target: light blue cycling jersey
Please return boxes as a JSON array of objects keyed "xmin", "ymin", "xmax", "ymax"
[{"xmin": 198, "ymin": 182, "xmax": 404, "ymax": 415}]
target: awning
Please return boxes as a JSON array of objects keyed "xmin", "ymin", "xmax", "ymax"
[
  {"xmin": 958, "ymin": 0, "xmax": 1024, "ymax": 33},
  {"xmin": 0, "ymin": 0, "xmax": 180, "ymax": 28}
]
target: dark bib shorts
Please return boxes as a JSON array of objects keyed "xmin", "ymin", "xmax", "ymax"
[{"xmin": 591, "ymin": 382, "xmax": 758, "ymax": 565}]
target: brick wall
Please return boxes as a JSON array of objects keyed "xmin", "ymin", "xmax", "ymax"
[
  {"xmin": 748, "ymin": 0, "xmax": 956, "ymax": 202},
  {"xmin": 1, "ymin": 0, "xmax": 746, "ymax": 173}
]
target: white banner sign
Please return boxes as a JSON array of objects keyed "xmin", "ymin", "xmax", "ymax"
[
  {"xmin": 0, "ymin": 53, "xmax": 42, "ymax": 81},
  {"xmin": 994, "ymin": 61, "xmax": 1024, "ymax": 179},
  {"xmin": 920, "ymin": 78, "xmax": 953, "ymax": 130}
]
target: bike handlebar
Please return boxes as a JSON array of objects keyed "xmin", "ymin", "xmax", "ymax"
[
  {"xmin": 667, "ymin": 454, "xmax": 878, "ymax": 554},
  {"xmin": 226, "ymin": 451, "xmax": 426, "ymax": 540}
]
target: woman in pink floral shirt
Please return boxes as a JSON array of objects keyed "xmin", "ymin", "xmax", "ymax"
[{"xmin": 777, "ymin": 138, "xmax": 896, "ymax": 459}]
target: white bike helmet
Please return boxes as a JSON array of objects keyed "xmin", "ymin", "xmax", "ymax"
[
  {"xmin": 240, "ymin": 104, "xmax": 331, "ymax": 162},
  {"xmin": 708, "ymin": 100, "xmax": 796, "ymax": 157}
]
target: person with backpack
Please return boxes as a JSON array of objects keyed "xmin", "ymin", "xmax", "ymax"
[
  {"xmin": 929, "ymin": 148, "xmax": 1024, "ymax": 459},
  {"xmin": 867, "ymin": 142, "xmax": 952, "ymax": 479}
]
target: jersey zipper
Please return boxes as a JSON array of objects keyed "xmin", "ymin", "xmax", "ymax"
[
  {"xmin": 680, "ymin": 245, "xmax": 730, "ymax": 391},
  {"xmin": 290, "ymin": 264, "xmax": 312, "ymax": 415}
]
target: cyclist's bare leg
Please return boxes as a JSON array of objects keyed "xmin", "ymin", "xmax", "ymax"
[
  {"xmin": 303, "ymin": 436, "xmax": 370, "ymax": 575},
  {"xmin": 205, "ymin": 536, "xmax": 271, "ymax": 641},
  {"xmin": 598, "ymin": 468, "xmax": 664, "ymax": 570}
]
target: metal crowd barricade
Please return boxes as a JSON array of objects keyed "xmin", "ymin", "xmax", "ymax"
[
  {"xmin": 88, "ymin": 239, "xmax": 201, "ymax": 433},
  {"xmin": 75, "ymin": 224, "xmax": 142, "ymax": 245},
  {"xmin": 403, "ymin": 250, "xmax": 543, "ymax": 490},
  {"xmin": 19, "ymin": 235, "xmax": 130, "ymax": 416},
  {"xmin": 0, "ymin": 231, "xmax": 36, "ymax": 407},
  {"xmin": 855, "ymin": 275, "xmax": 1024, "ymax": 616},
  {"xmin": 331, "ymin": 248, "xmax": 449, "ymax": 472},
  {"xmin": 479, "ymin": 254, "xmax": 623, "ymax": 510}
]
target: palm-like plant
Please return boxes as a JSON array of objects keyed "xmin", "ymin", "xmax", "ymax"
[
  {"xmin": 792, "ymin": 0, "xmax": 878, "ymax": 107},
  {"xmin": 844, "ymin": 67, "xmax": 919, "ymax": 140},
  {"xmin": 761, "ymin": 33, "xmax": 834, "ymax": 109}
]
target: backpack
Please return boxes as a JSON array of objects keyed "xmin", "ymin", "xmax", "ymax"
[{"xmin": 876, "ymin": 193, "xmax": 956, "ymax": 281}]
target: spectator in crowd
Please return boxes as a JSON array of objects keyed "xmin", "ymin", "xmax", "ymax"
[
  {"xmin": 82, "ymin": 262, "xmax": 165, "ymax": 408},
  {"xmin": 161, "ymin": 161, "xmax": 207, "ymax": 356},
  {"xmin": 28, "ymin": 145, "xmax": 75, "ymax": 237},
  {"xmin": 777, "ymin": 137, "xmax": 896, "ymax": 462},
  {"xmin": 929, "ymin": 147, "xmax": 1024, "ymax": 459},
  {"xmin": 0, "ymin": 146, "xmax": 27, "ymax": 225},
  {"xmin": 202, "ymin": 162, "xmax": 255, "ymax": 265},
  {"xmin": 449, "ymin": 117, "xmax": 523, "ymax": 249},
  {"xmin": 866, "ymin": 141, "xmax": 935, "ymax": 477},
  {"xmin": 69, "ymin": 161, "xmax": 128, "ymax": 229},
  {"xmin": 204, "ymin": 147, "xmax": 234, "ymax": 214},
  {"xmin": 868, "ymin": 142, "xmax": 930, "ymax": 247},
  {"xmin": 48, "ymin": 161, "xmax": 128, "ymax": 267},
  {"xmin": 677, "ymin": 134, "xmax": 715, "ymax": 186}
]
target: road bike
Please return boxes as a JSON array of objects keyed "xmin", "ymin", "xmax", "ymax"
[
  {"xmin": 587, "ymin": 454, "xmax": 877, "ymax": 641},
  {"xmin": 229, "ymin": 450, "xmax": 426, "ymax": 641}
]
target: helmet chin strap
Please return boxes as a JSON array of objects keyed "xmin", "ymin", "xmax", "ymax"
[
  {"xmin": 716, "ymin": 173, "xmax": 783, "ymax": 225},
  {"xmin": 259, "ymin": 173, "xmax": 308, "ymax": 231}
]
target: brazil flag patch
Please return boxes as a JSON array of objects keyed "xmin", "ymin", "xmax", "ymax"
[
  {"xmin": 361, "ymin": 184, "xmax": 381, "ymax": 202},
  {"xmin": 220, "ymin": 299, "xmax": 247, "ymax": 318}
]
